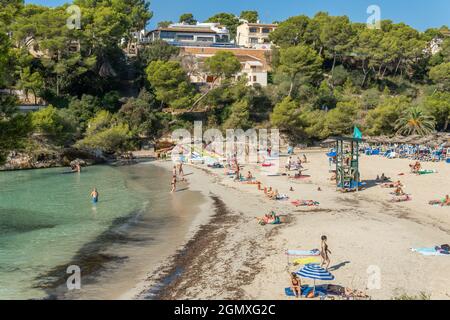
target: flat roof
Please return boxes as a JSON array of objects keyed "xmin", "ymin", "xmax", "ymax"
[
  {"xmin": 330, "ymin": 136, "xmax": 365, "ymax": 142},
  {"xmin": 149, "ymin": 27, "xmax": 224, "ymax": 34},
  {"xmin": 246, "ymin": 23, "xmax": 278, "ymax": 28}
]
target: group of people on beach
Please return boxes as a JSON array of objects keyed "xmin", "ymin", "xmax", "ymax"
[{"xmin": 290, "ymin": 235, "xmax": 331, "ymax": 298}]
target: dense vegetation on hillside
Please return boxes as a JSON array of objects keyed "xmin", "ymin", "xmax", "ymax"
[{"xmin": 0, "ymin": 1, "xmax": 449, "ymax": 164}]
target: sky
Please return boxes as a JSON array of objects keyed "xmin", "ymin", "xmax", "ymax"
[{"xmin": 26, "ymin": 0, "xmax": 450, "ymax": 31}]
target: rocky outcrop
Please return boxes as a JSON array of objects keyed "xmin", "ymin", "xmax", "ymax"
[{"xmin": 0, "ymin": 148, "xmax": 106, "ymax": 171}]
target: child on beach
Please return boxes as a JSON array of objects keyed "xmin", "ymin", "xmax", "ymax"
[
  {"xmin": 171, "ymin": 176, "xmax": 176, "ymax": 193},
  {"xmin": 320, "ymin": 235, "xmax": 331, "ymax": 270}
]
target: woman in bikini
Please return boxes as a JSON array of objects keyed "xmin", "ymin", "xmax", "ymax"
[
  {"xmin": 320, "ymin": 235, "xmax": 331, "ymax": 270},
  {"xmin": 290, "ymin": 272, "xmax": 301, "ymax": 298}
]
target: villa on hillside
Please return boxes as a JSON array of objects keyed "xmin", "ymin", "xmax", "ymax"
[
  {"xmin": 146, "ymin": 23, "xmax": 234, "ymax": 47},
  {"xmin": 180, "ymin": 47, "xmax": 271, "ymax": 87},
  {"xmin": 236, "ymin": 22, "xmax": 277, "ymax": 49}
]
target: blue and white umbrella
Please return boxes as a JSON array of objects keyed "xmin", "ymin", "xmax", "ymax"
[{"xmin": 296, "ymin": 264, "xmax": 335, "ymax": 295}]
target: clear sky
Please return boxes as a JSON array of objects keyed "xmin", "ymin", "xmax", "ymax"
[{"xmin": 26, "ymin": 0, "xmax": 450, "ymax": 31}]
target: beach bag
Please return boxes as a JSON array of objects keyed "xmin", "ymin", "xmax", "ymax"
[{"xmin": 441, "ymin": 244, "xmax": 450, "ymax": 251}]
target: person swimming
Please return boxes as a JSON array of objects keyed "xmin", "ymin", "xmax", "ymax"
[{"xmin": 90, "ymin": 188, "xmax": 99, "ymax": 203}]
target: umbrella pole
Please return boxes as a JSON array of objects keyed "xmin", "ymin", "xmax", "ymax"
[{"xmin": 313, "ymin": 279, "xmax": 316, "ymax": 297}]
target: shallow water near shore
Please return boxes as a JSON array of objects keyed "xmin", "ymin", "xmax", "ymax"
[{"xmin": 0, "ymin": 162, "xmax": 205, "ymax": 299}]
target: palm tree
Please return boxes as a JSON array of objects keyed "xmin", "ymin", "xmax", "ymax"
[{"xmin": 395, "ymin": 107, "xmax": 436, "ymax": 136}]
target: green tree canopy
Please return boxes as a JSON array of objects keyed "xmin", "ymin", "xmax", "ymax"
[
  {"xmin": 206, "ymin": 13, "xmax": 240, "ymax": 40},
  {"xmin": 179, "ymin": 13, "xmax": 196, "ymax": 25},
  {"xmin": 146, "ymin": 60, "xmax": 196, "ymax": 109},
  {"xmin": 278, "ymin": 45, "xmax": 323, "ymax": 96},
  {"xmin": 204, "ymin": 51, "xmax": 241, "ymax": 80},
  {"xmin": 239, "ymin": 11, "xmax": 258, "ymax": 23}
]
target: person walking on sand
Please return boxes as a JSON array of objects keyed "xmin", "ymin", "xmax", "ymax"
[
  {"xmin": 90, "ymin": 188, "xmax": 99, "ymax": 204},
  {"xmin": 320, "ymin": 235, "xmax": 331, "ymax": 270},
  {"xmin": 171, "ymin": 176, "xmax": 177, "ymax": 193},
  {"xmin": 178, "ymin": 162, "xmax": 184, "ymax": 177},
  {"xmin": 172, "ymin": 165, "xmax": 177, "ymax": 178}
]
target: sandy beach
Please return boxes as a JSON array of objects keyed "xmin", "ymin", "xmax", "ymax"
[{"xmin": 128, "ymin": 149, "xmax": 450, "ymax": 300}]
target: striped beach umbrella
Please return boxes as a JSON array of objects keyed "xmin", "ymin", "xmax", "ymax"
[{"xmin": 296, "ymin": 264, "xmax": 335, "ymax": 295}]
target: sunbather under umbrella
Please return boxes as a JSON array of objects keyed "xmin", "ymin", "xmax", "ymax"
[{"xmin": 296, "ymin": 263, "xmax": 335, "ymax": 297}]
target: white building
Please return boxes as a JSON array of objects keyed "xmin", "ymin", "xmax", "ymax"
[
  {"xmin": 236, "ymin": 22, "xmax": 277, "ymax": 49},
  {"xmin": 147, "ymin": 23, "xmax": 231, "ymax": 47}
]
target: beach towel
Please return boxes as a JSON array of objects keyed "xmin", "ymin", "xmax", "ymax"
[
  {"xmin": 285, "ymin": 287, "xmax": 296, "ymax": 297},
  {"xmin": 390, "ymin": 195, "xmax": 411, "ymax": 202},
  {"xmin": 411, "ymin": 247, "xmax": 449, "ymax": 256},
  {"xmin": 293, "ymin": 257, "xmax": 320, "ymax": 265},
  {"xmin": 302, "ymin": 285, "xmax": 328, "ymax": 297},
  {"xmin": 417, "ymin": 169, "xmax": 437, "ymax": 175},
  {"xmin": 275, "ymin": 194, "xmax": 289, "ymax": 200},
  {"xmin": 289, "ymin": 175, "xmax": 311, "ymax": 179},
  {"xmin": 286, "ymin": 249, "xmax": 320, "ymax": 256},
  {"xmin": 262, "ymin": 163, "xmax": 273, "ymax": 167},
  {"xmin": 291, "ymin": 200, "xmax": 319, "ymax": 207}
]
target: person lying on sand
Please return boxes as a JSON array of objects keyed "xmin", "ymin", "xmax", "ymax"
[
  {"xmin": 429, "ymin": 195, "xmax": 450, "ymax": 206},
  {"xmin": 410, "ymin": 161, "xmax": 421, "ymax": 173},
  {"xmin": 290, "ymin": 272, "xmax": 301, "ymax": 298},
  {"xmin": 256, "ymin": 212, "xmax": 280, "ymax": 225},
  {"xmin": 393, "ymin": 186, "xmax": 405, "ymax": 196},
  {"xmin": 267, "ymin": 189, "xmax": 279, "ymax": 200},
  {"xmin": 246, "ymin": 171, "xmax": 253, "ymax": 180},
  {"xmin": 381, "ymin": 180, "xmax": 403, "ymax": 188}
]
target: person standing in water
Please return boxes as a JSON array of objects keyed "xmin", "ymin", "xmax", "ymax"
[
  {"xmin": 90, "ymin": 188, "xmax": 99, "ymax": 203},
  {"xmin": 320, "ymin": 235, "xmax": 331, "ymax": 269}
]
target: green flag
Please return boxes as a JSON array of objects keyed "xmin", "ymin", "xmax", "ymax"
[{"xmin": 353, "ymin": 126, "xmax": 362, "ymax": 139}]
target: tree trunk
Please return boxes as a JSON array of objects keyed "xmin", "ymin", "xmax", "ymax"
[
  {"xmin": 444, "ymin": 117, "xmax": 449, "ymax": 132},
  {"xmin": 288, "ymin": 80, "xmax": 294, "ymax": 97},
  {"xmin": 394, "ymin": 59, "xmax": 401, "ymax": 75},
  {"xmin": 331, "ymin": 53, "xmax": 337, "ymax": 78}
]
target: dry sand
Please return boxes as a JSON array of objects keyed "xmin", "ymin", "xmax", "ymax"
[{"xmin": 132, "ymin": 149, "xmax": 450, "ymax": 300}]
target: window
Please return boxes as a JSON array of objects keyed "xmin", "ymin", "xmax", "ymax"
[
  {"xmin": 250, "ymin": 37, "xmax": 258, "ymax": 44},
  {"xmin": 253, "ymin": 75, "xmax": 257, "ymax": 82},
  {"xmin": 196, "ymin": 36, "xmax": 214, "ymax": 42},
  {"xmin": 176, "ymin": 34, "xmax": 194, "ymax": 41},
  {"xmin": 249, "ymin": 27, "xmax": 258, "ymax": 33},
  {"xmin": 160, "ymin": 31, "xmax": 175, "ymax": 39},
  {"xmin": 262, "ymin": 28, "xmax": 271, "ymax": 33}
]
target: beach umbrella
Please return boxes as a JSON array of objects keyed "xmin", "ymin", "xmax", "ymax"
[{"xmin": 296, "ymin": 264, "xmax": 335, "ymax": 295}]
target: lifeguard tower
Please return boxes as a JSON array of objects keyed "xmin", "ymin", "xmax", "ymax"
[{"xmin": 331, "ymin": 136, "xmax": 363, "ymax": 191}]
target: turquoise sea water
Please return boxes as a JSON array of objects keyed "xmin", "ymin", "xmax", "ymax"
[{"xmin": 0, "ymin": 163, "xmax": 201, "ymax": 299}]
